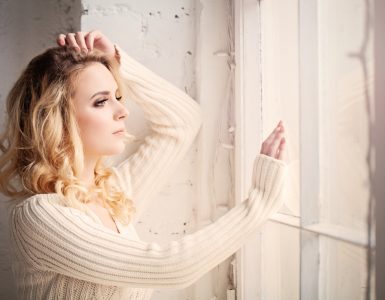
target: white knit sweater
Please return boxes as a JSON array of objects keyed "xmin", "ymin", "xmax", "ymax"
[{"xmin": 8, "ymin": 45, "xmax": 287, "ymax": 300}]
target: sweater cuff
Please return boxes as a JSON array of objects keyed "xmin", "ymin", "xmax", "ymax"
[{"xmin": 251, "ymin": 154, "xmax": 287, "ymax": 201}]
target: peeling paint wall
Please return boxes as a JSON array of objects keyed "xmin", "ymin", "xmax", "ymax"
[
  {"xmin": 82, "ymin": 1, "xmax": 235, "ymax": 299},
  {"xmin": 0, "ymin": 1, "xmax": 234, "ymax": 299}
]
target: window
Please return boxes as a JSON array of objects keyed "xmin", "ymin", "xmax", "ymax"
[{"xmin": 234, "ymin": 0, "xmax": 377, "ymax": 298}]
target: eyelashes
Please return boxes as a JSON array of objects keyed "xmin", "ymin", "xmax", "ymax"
[
  {"xmin": 94, "ymin": 96, "xmax": 123, "ymax": 107},
  {"xmin": 94, "ymin": 99, "xmax": 108, "ymax": 107}
]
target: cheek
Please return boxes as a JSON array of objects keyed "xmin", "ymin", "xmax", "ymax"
[
  {"xmin": 74, "ymin": 109, "xmax": 125, "ymax": 156},
  {"xmin": 78, "ymin": 113, "xmax": 106, "ymax": 133},
  {"xmin": 76, "ymin": 111, "xmax": 109, "ymax": 144}
]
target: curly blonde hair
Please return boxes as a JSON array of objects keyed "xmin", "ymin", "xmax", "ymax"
[{"xmin": 0, "ymin": 46, "xmax": 136, "ymax": 225}]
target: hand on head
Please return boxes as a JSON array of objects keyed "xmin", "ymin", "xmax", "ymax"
[
  {"xmin": 56, "ymin": 30, "xmax": 115, "ymax": 59},
  {"xmin": 260, "ymin": 120, "xmax": 287, "ymax": 162}
]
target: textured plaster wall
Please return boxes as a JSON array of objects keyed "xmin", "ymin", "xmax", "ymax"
[{"xmin": 81, "ymin": 1, "xmax": 235, "ymax": 299}]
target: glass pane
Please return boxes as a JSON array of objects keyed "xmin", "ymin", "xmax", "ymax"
[
  {"xmin": 260, "ymin": 222, "xmax": 300, "ymax": 299},
  {"xmin": 318, "ymin": 235, "xmax": 374, "ymax": 300},
  {"xmin": 318, "ymin": 0, "xmax": 374, "ymax": 233},
  {"xmin": 260, "ymin": 0, "xmax": 300, "ymax": 216}
]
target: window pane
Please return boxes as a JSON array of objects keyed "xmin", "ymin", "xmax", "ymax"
[
  {"xmin": 319, "ymin": 236, "xmax": 374, "ymax": 300},
  {"xmin": 260, "ymin": 222, "xmax": 300, "ymax": 299},
  {"xmin": 318, "ymin": 0, "xmax": 374, "ymax": 233},
  {"xmin": 260, "ymin": 0, "xmax": 300, "ymax": 216}
]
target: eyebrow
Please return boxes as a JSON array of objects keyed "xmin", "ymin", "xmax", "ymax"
[{"xmin": 90, "ymin": 91, "xmax": 111, "ymax": 100}]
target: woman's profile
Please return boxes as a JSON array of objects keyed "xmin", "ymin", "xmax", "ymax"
[{"xmin": 0, "ymin": 30, "xmax": 287, "ymax": 300}]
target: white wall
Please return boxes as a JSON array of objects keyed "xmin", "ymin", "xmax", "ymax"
[{"xmin": 80, "ymin": 1, "xmax": 235, "ymax": 299}]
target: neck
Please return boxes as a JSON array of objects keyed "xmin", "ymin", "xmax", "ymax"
[{"xmin": 80, "ymin": 155, "xmax": 100, "ymax": 188}]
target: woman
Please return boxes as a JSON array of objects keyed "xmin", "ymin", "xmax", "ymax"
[{"xmin": 1, "ymin": 30, "xmax": 287, "ymax": 300}]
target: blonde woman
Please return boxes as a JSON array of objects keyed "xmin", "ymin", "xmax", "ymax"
[{"xmin": 1, "ymin": 30, "xmax": 287, "ymax": 300}]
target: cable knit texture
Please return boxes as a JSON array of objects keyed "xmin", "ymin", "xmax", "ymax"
[{"xmin": 8, "ymin": 45, "xmax": 288, "ymax": 300}]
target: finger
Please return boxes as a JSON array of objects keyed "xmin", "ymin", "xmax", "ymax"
[
  {"xmin": 65, "ymin": 33, "xmax": 80, "ymax": 50},
  {"xmin": 277, "ymin": 137, "xmax": 286, "ymax": 161},
  {"xmin": 261, "ymin": 123, "xmax": 285, "ymax": 154},
  {"xmin": 265, "ymin": 121, "xmax": 283, "ymax": 144},
  {"xmin": 85, "ymin": 30, "xmax": 101, "ymax": 51},
  {"xmin": 57, "ymin": 34, "xmax": 66, "ymax": 46},
  {"xmin": 261, "ymin": 125, "xmax": 281, "ymax": 153},
  {"xmin": 85, "ymin": 31, "xmax": 96, "ymax": 51},
  {"xmin": 75, "ymin": 31, "xmax": 88, "ymax": 53},
  {"xmin": 267, "ymin": 128, "xmax": 284, "ymax": 157}
]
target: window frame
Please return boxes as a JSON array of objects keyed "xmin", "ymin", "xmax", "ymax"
[
  {"xmin": 233, "ymin": 0, "xmax": 380, "ymax": 298},
  {"xmin": 374, "ymin": 0, "xmax": 385, "ymax": 298},
  {"xmin": 233, "ymin": 0, "xmax": 263, "ymax": 298}
]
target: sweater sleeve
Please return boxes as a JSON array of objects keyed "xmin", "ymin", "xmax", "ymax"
[
  {"xmin": 111, "ymin": 45, "xmax": 203, "ymax": 223},
  {"xmin": 10, "ymin": 154, "xmax": 287, "ymax": 290}
]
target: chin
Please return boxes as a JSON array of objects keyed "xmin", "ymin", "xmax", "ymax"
[{"xmin": 107, "ymin": 145, "xmax": 126, "ymax": 156}]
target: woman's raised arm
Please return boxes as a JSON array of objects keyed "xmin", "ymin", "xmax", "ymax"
[{"xmin": 58, "ymin": 31, "xmax": 203, "ymax": 223}]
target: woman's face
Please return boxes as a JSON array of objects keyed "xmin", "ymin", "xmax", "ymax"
[{"xmin": 71, "ymin": 62, "xmax": 129, "ymax": 159}]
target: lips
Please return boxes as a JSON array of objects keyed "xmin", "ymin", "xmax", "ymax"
[{"xmin": 113, "ymin": 128, "xmax": 126, "ymax": 134}]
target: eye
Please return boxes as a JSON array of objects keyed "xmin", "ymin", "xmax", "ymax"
[
  {"xmin": 116, "ymin": 95, "xmax": 123, "ymax": 101},
  {"xmin": 94, "ymin": 99, "xmax": 108, "ymax": 107}
]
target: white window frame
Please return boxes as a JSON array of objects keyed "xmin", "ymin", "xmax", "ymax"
[
  {"xmin": 374, "ymin": 0, "xmax": 385, "ymax": 298},
  {"xmin": 233, "ymin": 0, "xmax": 382, "ymax": 298},
  {"xmin": 233, "ymin": 0, "xmax": 263, "ymax": 297}
]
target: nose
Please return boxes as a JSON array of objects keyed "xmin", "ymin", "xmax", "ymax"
[{"xmin": 114, "ymin": 102, "xmax": 129, "ymax": 121}]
